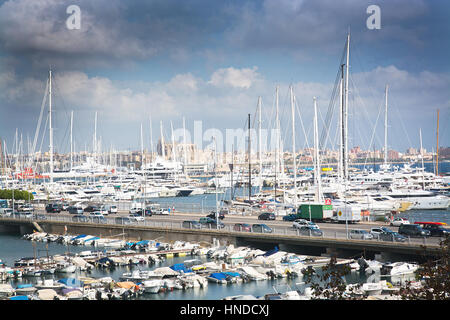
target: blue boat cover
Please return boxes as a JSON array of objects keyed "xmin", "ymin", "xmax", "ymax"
[
  {"xmin": 71, "ymin": 234, "xmax": 87, "ymax": 241},
  {"xmin": 58, "ymin": 278, "xmax": 84, "ymax": 287},
  {"xmin": 223, "ymin": 271, "xmax": 240, "ymax": 277},
  {"xmin": 209, "ymin": 272, "xmax": 227, "ymax": 281},
  {"xmin": 170, "ymin": 263, "xmax": 192, "ymax": 273},
  {"xmin": 9, "ymin": 295, "xmax": 28, "ymax": 300},
  {"xmin": 136, "ymin": 240, "xmax": 149, "ymax": 246},
  {"xmin": 262, "ymin": 246, "xmax": 279, "ymax": 257},
  {"xmin": 16, "ymin": 284, "xmax": 33, "ymax": 289},
  {"xmin": 83, "ymin": 236, "xmax": 100, "ymax": 242}
]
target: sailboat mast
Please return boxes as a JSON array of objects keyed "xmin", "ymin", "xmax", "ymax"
[
  {"xmin": 160, "ymin": 120, "xmax": 165, "ymax": 159},
  {"xmin": 275, "ymin": 86, "xmax": 279, "ymax": 201},
  {"xmin": 436, "ymin": 109, "xmax": 439, "ymax": 176},
  {"xmin": 313, "ymin": 97, "xmax": 322, "ymax": 203},
  {"xmin": 419, "ymin": 128, "xmax": 425, "ymax": 190},
  {"xmin": 183, "ymin": 117, "xmax": 188, "ymax": 173},
  {"xmin": 70, "ymin": 110, "xmax": 73, "ymax": 171},
  {"xmin": 384, "ymin": 84, "xmax": 388, "ymax": 166},
  {"xmin": 258, "ymin": 97, "xmax": 262, "ymax": 190},
  {"xmin": 48, "ymin": 69, "xmax": 54, "ymax": 183},
  {"xmin": 290, "ymin": 85, "xmax": 297, "ymax": 208},
  {"xmin": 344, "ymin": 32, "xmax": 350, "ymax": 181},
  {"xmin": 248, "ymin": 113, "xmax": 252, "ymax": 202}
]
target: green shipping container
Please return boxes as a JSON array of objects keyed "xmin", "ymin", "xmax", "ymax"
[{"xmin": 298, "ymin": 204, "xmax": 333, "ymax": 220}]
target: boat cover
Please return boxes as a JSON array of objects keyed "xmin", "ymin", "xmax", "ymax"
[
  {"xmin": 115, "ymin": 281, "xmax": 136, "ymax": 289},
  {"xmin": 71, "ymin": 234, "xmax": 87, "ymax": 241},
  {"xmin": 209, "ymin": 272, "xmax": 227, "ymax": 281},
  {"xmin": 9, "ymin": 295, "xmax": 29, "ymax": 300},
  {"xmin": 58, "ymin": 278, "xmax": 84, "ymax": 287},
  {"xmin": 170, "ymin": 263, "xmax": 192, "ymax": 273},
  {"xmin": 223, "ymin": 271, "xmax": 240, "ymax": 277}
]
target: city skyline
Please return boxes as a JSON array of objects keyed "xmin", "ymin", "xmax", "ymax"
[{"xmin": 0, "ymin": 0, "xmax": 449, "ymax": 154}]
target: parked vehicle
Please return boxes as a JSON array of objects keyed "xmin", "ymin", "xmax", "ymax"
[
  {"xmin": 251, "ymin": 224, "xmax": 273, "ymax": 233},
  {"xmin": 414, "ymin": 222, "xmax": 449, "ymax": 237},
  {"xmin": 72, "ymin": 215, "xmax": 88, "ymax": 222},
  {"xmin": 128, "ymin": 214, "xmax": 145, "ymax": 222},
  {"xmin": 297, "ymin": 204, "xmax": 333, "ymax": 222},
  {"xmin": 182, "ymin": 220, "xmax": 202, "ymax": 229},
  {"xmin": 0, "ymin": 208, "xmax": 12, "ymax": 216},
  {"xmin": 90, "ymin": 216, "xmax": 107, "ymax": 224},
  {"xmin": 68, "ymin": 206, "xmax": 83, "ymax": 215},
  {"xmin": 420, "ymin": 224, "xmax": 450, "ymax": 237},
  {"xmin": 370, "ymin": 227, "xmax": 393, "ymax": 237},
  {"xmin": 349, "ymin": 229, "xmax": 373, "ymax": 240},
  {"xmin": 207, "ymin": 211, "xmax": 225, "ymax": 220},
  {"xmin": 390, "ymin": 217, "xmax": 410, "ymax": 227},
  {"xmin": 282, "ymin": 214, "xmax": 300, "ymax": 221},
  {"xmin": 292, "ymin": 219, "xmax": 319, "ymax": 230},
  {"xmin": 98, "ymin": 206, "xmax": 109, "ymax": 216},
  {"xmin": 153, "ymin": 208, "xmax": 169, "ymax": 215},
  {"xmin": 45, "ymin": 203, "xmax": 62, "ymax": 213},
  {"xmin": 233, "ymin": 223, "xmax": 252, "ymax": 232},
  {"xmin": 83, "ymin": 205, "xmax": 100, "ymax": 213},
  {"xmin": 14, "ymin": 211, "xmax": 33, "ymax": 219},
  {"xmin": 398, "ymin": 224, "xmax": 431, "ymax": 237},
  {"xmin": 115, "ymin": 217, "xmax": 132, "ymax": 225},
  {"xmin": 378, "ymin": 231, "xmax": 407, "ymax": 242},
  {"xmin": 296, "ymin": 225, "xmax": 323, "ymax": 237},
  {"xmin": 33, "ymin": 214, "xmax": 47, "ymax": 220},
  {"xmin": 105, "ymin": 205, "xmax": 118, "ymax": 214},
  {"xmin": 89, "ymin": 211, "xmax": 105, "ymax": 218},
  {"xmin": 199, "ymin": 217, "xmax": 225, "ymax": 229},
  {"xmin": 258, "ymin": 212, "xmax": 275, "ymax": 221}
]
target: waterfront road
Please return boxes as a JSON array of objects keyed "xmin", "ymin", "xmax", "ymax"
[{"xmin": 4, "ymin": 208, "xmax": 443, "ymax": 247}]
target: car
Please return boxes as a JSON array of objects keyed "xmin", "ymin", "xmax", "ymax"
[
  {"xmin": 33, "ymin": 214, "xmax": 47, "ymax": 220},
  {"xmin": 296, "ymin": 225, "xmax": 323, "ymax": 237},
  {"xmin": 84, "ymin": 205, "xmax": 100, "ymax": 213},
  {"xmin": 293, "ymin": 219, "xmax": 319, "ymax": 230},
  {"xmin": 89, "ymin": 211, "xmax": 105, "ymax": 218},
  {"xmin": 370, "ymin": 227, "xmax": 393, "ymax": 237},
  {"xmin": 98, "ymin": 206, "xmax": 109, "ymax": 216},
  {"xmin": 60, "ymin": 202, "xmax": 70, "ymax": 211},
  {"xmin": 115, "ymin": 217, "xmax": 132, "ymax": 225},
  {"xmin": 153, "ymin": 208, "xmax": 170, "ymax": 215},
  {"xmin": 18, "ymin": 204, "xmax": 34, "ymax": 212},
  {"xmin": 233, "ymin": 223, "xmax": 252, "ymax": 232},
  {"xmin": 251, "ymin": 223, "xmax": 273, "ymax": 233},
  {"xmin": 1, "ymin": 208, "xmax": 13, "ymax": 216},
  {"xmin": 207, "ymin": 212, "xmax": 225, "ymax": 220},
  {"xmin": 16, "ymin": 211, "xmax": 33, "ymax": 219},
  {"xmin": 378, "ymin": 231, "xmax": 407, "ymax": 242},
  {"xmin": 349, "ymin": 229, "xmax": 373, "ymax": 240},
  {"xmin": 90, "ymin": 216, "xmax": 107, "ymax": 224},
  {"xmin": 283, "ymin": 214, "xmax": 300, "ymax": 221},
  {"xmin": 398, "ymin": 224, "xmax": 431, "ymax": 237},
  {"xmin": 72, "ymin": 215, "xmax": 89, "ymax": 222},
  {"xmin": 421, "ymin": 224, "xmax": 450, "ymax": 237},
  {"xmin": 182, "ymin": 220, "xmax": 202, "ymax": 229},
  {"xmin": 128, "ymin": 214, "xmax": 145, "ymax": 222},
  {"xmin": 106, "ymin": 205, "xmax": 118, "ymax": 214},
  {"xmin": 390, "ymin": 217, "xmax": 410, "ymax": 227},
  {"xmin": 199, "ymin": 217, "xmax": 225, "ymax": 229},
  {"xmin": 45, "ymin": 203, "xmax": 62, "ymax": 213},
  {"xmin": 68, "ymin": 206, "xmax": 84, "ymax": 214},
  {"xmin": 258, "ymin": 212, "xmax": 276, "ymax": 221}
]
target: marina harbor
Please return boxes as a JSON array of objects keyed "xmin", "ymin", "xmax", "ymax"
[{"xmin": 0, "ymin": 1, "xmax": 449, "ymax": 302}]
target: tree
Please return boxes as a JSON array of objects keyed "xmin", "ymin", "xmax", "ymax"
[
  {"xmin": 398, "ymin": 235, "xmax": 450, "ymax": 300},
  {"xmin": 301, "ymin": 255, "xmax": 363, "ymax": 300},
  {"xmin": 0, "ymin": 189, "xmax": 34, "ymax": 201}
]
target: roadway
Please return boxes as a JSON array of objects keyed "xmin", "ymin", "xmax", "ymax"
[{"xmin": 24, "ymin": 208, "xmax": 443, "ymax": 247}]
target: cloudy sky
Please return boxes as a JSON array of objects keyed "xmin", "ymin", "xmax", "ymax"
[{"xmin": 0, "ymin": 0, "xmax": 449, "ymax": 155}]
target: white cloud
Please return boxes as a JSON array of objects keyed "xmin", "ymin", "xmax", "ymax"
[{"xmin": 209, "ymin": 66, "xmax": 261, "ymax": 89}]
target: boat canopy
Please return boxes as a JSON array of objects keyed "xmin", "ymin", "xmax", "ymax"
[
  {"xmin": 170, "ymin": 263, "xmax": 192, "ymax": 273},
  {"xmin": 209, "ymin": 272, "xmax": 227, "ymax": 281},
  {"xmin": 58, "ymin": 278, "xmax": 84, "ymax": 287},
  {"xmin": 9, "ymin": 295, "xmax": 29, "ymax": 300},
  {"xmin": 223, "ymin": 271, "xmax": 240, "ymax": 277}
]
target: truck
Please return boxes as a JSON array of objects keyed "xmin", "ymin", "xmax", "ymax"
[
  {"xmin": 332, "ymin": 206, "xmax": 361, "ymax": 223},
  {"xmin": 297, "ymin": 204, "xmax": 333, "ymax": 222}
]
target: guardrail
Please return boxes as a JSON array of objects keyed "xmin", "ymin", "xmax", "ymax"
[{"xmin": 0, "ymin": 213, "xmax": 442, "ymax": 247}]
